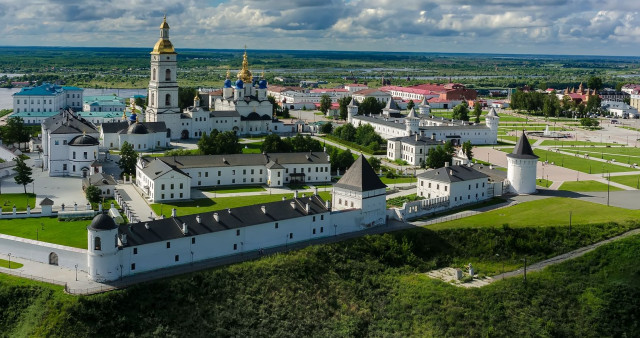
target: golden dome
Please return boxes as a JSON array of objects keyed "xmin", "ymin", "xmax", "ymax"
[
  {"xmin": 151, "ymin": 38, "xmax": 176, "ymax": 54},
  {"xmin": 237, "ymin": 49, "xmax": 252, "ymax": 83},
  {"xmin": 160, "ymin": 15, "xmax": 170, "ymax": 29}
]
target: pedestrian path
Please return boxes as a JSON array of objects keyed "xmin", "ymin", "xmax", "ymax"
[{"xmin": 116, "ymin": 184, "xmax": 157, "ymax": 222}]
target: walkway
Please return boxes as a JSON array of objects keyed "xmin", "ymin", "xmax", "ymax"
[{"xmin": 116, "ymin": 184, "xmax": 156, "ymax": 222}]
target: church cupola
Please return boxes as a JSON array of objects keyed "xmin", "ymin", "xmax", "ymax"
[
  {"xmin": 237, "ymin": 47, "xmax": 253, "ymax": 83},
  {"xmin": 151, "ymin": 15, "xmax": 176, "ymax": 55}
]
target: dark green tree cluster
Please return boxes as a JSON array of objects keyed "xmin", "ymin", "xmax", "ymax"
[
  {"xmin": 542, "ymin": 93, "xmax": 562, "ymax": 117},
  {"xmin": 85, "ymin": 185, "xmax": 102, "ymax": 204},
  {"xmin": 462, "ymin": 140, "xmax": 473, "ymax": 160},
  {"xmin": 510, "ymin": 90, "xmax": 546, "ymax": 113},
  {"xmin": 367, "ymin": 156, "xmax": 381, "ymax": 172},
  {"xmin": 424, "ymin": 141, "xmax": 455, "ymax": 168},
  {"xmin": 359, "ymin": 97, "xmax": 385, "ymax": 115},
  {"xmin": 319, "ymin": 94, "xmax": 332, "ymax": 113},
  {"xmin": 406, "ymin": 100, "xmax": 415, "ymax": 111},
  {"xmin": 177, "ymin": 87, "xmax": 198, "ymax": 110},
  {"xmin": 320, "ymin": 122, "xmax": 333, "ymax": 134},
  {"xmin": 13, "ymin": 156, "xmax": 33, "ymax": 194},
  {"xmin": 587, "ymin": 76, "xmax": 603, "ymax": 91},
  {"xmin": 0, "ymin": 117, "xmax": 30, "ymax": 145},
  {"xmin": 198, "ymin": 130, "xmax": 243, "ymax": 155},
  {"xmin": 338, "ymin": 96, "xmax": 352, "ymax": 120},
  {"xmin": 452, "ymin": 101, "xmax": 469, "ymax": 121},
  {"xmin": 580, "ymin": 117, "xmax": 600, "ymax": 128},
  {"xmin": 116, "ymin": 142, "xmax": 138, "ymax": 177},
  {"xmin": 261, "ymin": 134, "xmax": 322, "ymax": 153},
  {"xmin": 332, "ymin": 123, "xmax": 384, "ymax": 151},
  {"xmin": 473, "ymin": 102, "xmax": 482, "ymax": 123},
  {"xmin": 327, "ymin": 147, "xmax": 355, "ymax": 172}
]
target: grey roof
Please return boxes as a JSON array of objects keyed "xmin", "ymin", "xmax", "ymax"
[
  {"xmin": 384, "ymin": 99, "xmax": 400, "ymax": 110},
  {"xmin": 140, "ymin": 158, "xmax": 189, "ymax": 180},
  {"xmin": 241, "ymin": 112, "xmax": 271, "ymax": 121},
  {"xmin": 69, "ymin": 134, "xmax": 99, "ymax": 146},
  {"xmin": 265, "ymin": 161, "xmax": 284, "ymax": 169},
  {"xmin": 144, "ymin": 152, "xmax": 330, "ymax": 170},
  {"xmin": 420, "ymin": 96, "xmax": 430, "ymax": 106},
  {"xmin": 125, "ymin": 123, "xmax": 148, "ymax": 134},
  {"xmin": 39, "ymin": 197, "xmax": 54, "ymax": 206},
  {"xmin": 83, "ymin": 173, "xmax": 117, "ymax": 187},
  {"xmin": 470, "ymin": 164, "xmax": 508, "ymax": 182},
  {"xmin": 417, "ymin": 165, "xmax": 489, "ymax": 183},
  {"xmin": 406, "ymin": 107, "xmax": 418, "ymax": 118},
  {"xmin": 120, "ymin": 195, "xmax": 329, "ymax": 246},
  {"xmin": 507, "ymin": 132, "xmax": 538, "ymax": 159},
  {"xmin": 486, "ymin": 107, "xmax": 499, "ymax": 117},
  {"xmin": 348, "ymin": 98, "xmax": 359, "ymax": 107},
  {"xmin": 100, "ymin": 121, "xmax": 167, "ymax": 134},
  {"xmin": 44, "ymin": 110, "xmax": 98, "ymax": 134},
  {"xmin": 388, "ymin": 135, "xmax": 444, "ymax": 146},
  {"xmin": 210, "ymin": 111, "xmax": 241, "ymax": 118},
  {"xmin": 334, "ymin": 155, "xmax": 386, "ymax": 192},
  {"xmin": 100, "ymin": 122, "xmax": 129, "ymax": 133},
  {"xmin": 89, "ymin": 213, "xmax": 118, "ymax": 231}
]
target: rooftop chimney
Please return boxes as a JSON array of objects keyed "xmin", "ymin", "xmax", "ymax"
[
  {"xmin": 182, "ymin": 223, "xmax": 188, "ymax": 235},
  {"xmin": 121, "ymin": 234, "xmax": 127, "ymax": 245},
  {"xmin": 294, "ymin": 190, "xmax": 298, "ymax": 199},
  {"xmin": 261, "ymin": 206, "xmax": 266, "ymax": 214},
  {"xmin": 213, "ymin": 213, "xmax": 219, "ymax": 222},
  {"xmin": 227, "ymin": 208, "xmax": 231, "ymax": 214},
  {"xmin": 325, "ymin": 200, "xmax": 331, "ymax": 210},
  {"xmin": 290, "ymin": 201, "xmax": 296, "ymax": 209},
  {"xmin": 305, "ymin": 203, "xmax": 310, "ymax": 213},
  {"xmin": 444, "ymin": 162, "xmax": 450, "ymax": 167},
  {"xmin": 282, "ymin": 196, "xmax": 286, "ymax": 201},
  {"xmin": 171, "ymin": 208, "xmax": 177, "ymax": 217},
  {"xmin": 196, "ymin": 215, "xmax": 201, "ymax": 224}
]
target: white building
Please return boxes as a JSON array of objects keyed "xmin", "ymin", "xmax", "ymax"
[
  {"xmin": 506, "ymin": 132, "xmax": 538, "ymax": 194},
  {"xmin": 87, "ymin": 155, "xmax": 387, "ymax": 282},
  {"xmin": 135, "ymin": 152, "xmax": 332, "ymax": 202},
  {"xmin": 12, "ymin": 83, "xmax": 83, "ymax": 116},
  {"xmin": 100, "ymin": 113, "xmax": 170, "ymax": 151},
  {"xmin": 41, "ymin": 109, "xmax": 102, "ymax": 177},
  {"xmin": 144, "ymin": 17, "xmax": 287, "ymax": 140},
  {"xmin": 352, "ymin": 88, "xmax": 392, "ymax": 104},
  {"xmin": 387, "ymin": 134, "xmax": 446, "ymax": 166},
  {"xmin": 417, "ymin": 164, "xmax": 490, "ymax": 207},
  {"xmin": 602, "ymin": 101, "xmax": 639, "ymax": 118},
  {"xmin": 83, "ymin": 95, "xmax": 126, "ymax": 113},
  {"xmin": 82, "ymin": 173, "xmax": 117, "ymax": 198}
]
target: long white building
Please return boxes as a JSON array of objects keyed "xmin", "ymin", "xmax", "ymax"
[
  {"xmin": 136, "ymin": 152, "xmax": 332, "ymax": 202},
  {"xmin": 87, "ymin": 155, "xmax": 386, "ymax": 282}
]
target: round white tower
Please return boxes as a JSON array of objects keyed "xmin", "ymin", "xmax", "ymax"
[
  {"xmin": 418, "ymin": 96, "xmax": 431, "ymax": 116},
  {"xmin": 347, "ymin": 98, "xmax": 359, "ymax": 124},
  {"xmin": 87, "ymin": 214, "xmax": 121, "ymax": 282},
  {"xmin": 507, "ymin": 131, "xmax": 538, "ymax": 194}
]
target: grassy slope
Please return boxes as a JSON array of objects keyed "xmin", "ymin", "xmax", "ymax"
[
  {"xmin": 1, "ymin": 226, "xmax": 639, "ymax": 337},
  {"xmin": 609, "ymin": 174, "xmax": 640, "ymax": 188},
  {"xmin": 500, "ymin": 148, "xmax": 636, "ymax": 174}
]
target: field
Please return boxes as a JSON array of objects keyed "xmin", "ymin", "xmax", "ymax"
[
  {"xmin": 558, "ymin": 180, "xmax": 624, "ymax": 192},
  {"xmin": 429, "ymin": 197, "xmax": 640, "ymax": 230},
  {"xmin": 241, "ymin": 142, "xmax": 263, "ymax": 154},
  {"xmin": 151, "ymin": 191, "xmax": 332, "ymax": 218},
  {"xmin": 0, "ymin": 193, "xmax": 37, "ymax": 212},
  {"xmin": 380, "ymin": 176, "xmax": 416, "ymax": 184},
  {"xmin": 501, "ymin": 148, "xmax": 636, "ymax": 174},
  {"xmin": 608, "ymin": 174, "xmax": 640, "ymax": 188},
  {"xmin": 0, "ymin": 217, "xmax": 90, "ymax": 249}
]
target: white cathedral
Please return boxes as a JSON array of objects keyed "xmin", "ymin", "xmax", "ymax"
[{"xmin": 145, "ymin": 16, "xmax": 287, "ymax": 140}]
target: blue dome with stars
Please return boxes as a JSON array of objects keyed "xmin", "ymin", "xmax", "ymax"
[
  {"xmin": 224, "ymin": 79, "xmax": 232, "ymax": 88},
  {"xmin": 258, "ymin": 79, "xmax": 267, "ymax": 89},
  {"xmin": 235, "ymin": 79, "xmax": 244, "ymax": 89},
  {"xmin": 128, "ymin": 112, "xmax": 137, "ymax": 123}
]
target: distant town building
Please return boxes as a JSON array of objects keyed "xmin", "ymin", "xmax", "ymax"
[
  {"xmin": 83, "ymin": 95, "xmax": 126, "ymax": 113},
  {"xmin": 601, "ymin": 101, "xmax": 639, "ymax": 118},
  {"xmin": 11, "ymin": 83, "xmax": 84, "ymax": 124}
]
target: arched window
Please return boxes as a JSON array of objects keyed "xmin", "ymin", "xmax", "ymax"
[
  {"xmin": 165, "ymin": 69, "xmax": 171, "ymax": 81},
  {"xmin": 106, "ymin": 189, "xmax": 110, "ymax": 195},
  {"xmin": 150, "ymin": 92, "xmax": 155, "ymax": 105},
  {"xmin": 94, "ymin": 237, "xmax": 102, "ymax": 251},
  {"xmin": 165, "ymin": 94, "xmax": 171, "ymax": 106},
  {"xmin": 152, "ymin": 68, "xmax": 156, "ymax": 81}
]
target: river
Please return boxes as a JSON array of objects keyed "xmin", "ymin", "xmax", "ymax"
[{"xmin": 0, "ymin": 88, "xmax": 147, "ymax": 110}]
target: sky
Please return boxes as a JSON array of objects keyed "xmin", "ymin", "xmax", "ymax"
[{"xmin": 1, "ymin": 0, "xmax": 640, "ymax": 56}]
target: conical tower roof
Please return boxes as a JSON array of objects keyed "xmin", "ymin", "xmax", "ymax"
[
  {"xmin": 420, "ymin": 96, "xmax": 430, "ymax": 106},
  {"xmin": 507, "ymin": 131, "xmax": 538, "ymax": 159},
  {"xmin": 334, "ymin": 155, "xmax": 386, "ymax": 192},
  {"xmin": 348, "ymin": 97, "xmax": 359, "ymax": 107},
  {"xmin": 385, "ymin": 99, "xmax": 400, "ymax": 110},
  {"xmin": 486, "ymin": 107, "xmax": 499, "ymax": 118},
  {"xmin": 406, "ymin": 107, "xmax": 418, "ymax": 118}
]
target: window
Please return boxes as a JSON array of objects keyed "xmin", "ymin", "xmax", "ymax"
[
  {"xmin": 133, "ymin": 248, "xmax": 138, "ymax": 255},
  {"xmin": 205, "ymin": 172, "xmax": 208, "ymax": 177},
  {"xmin": 179, "ymin": 183, "xmax": 183, "ymax": 189},
  {"xmin": 236, "ymin": 229, "xmax": 240, "ymax": 236},
  {"xmin": 445, "ymin": 186, "xmax": 448, "ymax": 192},
  {"xmin": 166, "ymin": 242, "xmax": 171, "ymax": 248},
  {"xmin": 275, "ymin": 222, "xmax": 279, "ymax": 229},
  {"xmin": 351, "ymin": 201, "xmax": 354, "ymax": 207},
  {"xmin": 192, "ymin": 237, "xmax": 196, "ymax": 244},
  {"xmin": 179, "ymin": 193, "xmax": 183, "ymax": 198},
  {"xmin": 165, "ymin": 69, "xmax": 171, "ymax": 81},
  {"xmin": 218, "ymin": 171, "xmax": 221, "ymax": 176},
  {"xmin": 289, "ymin": 233, "xmax": 293, "ymax": 239},
  {"xmin": 313, "ymin": 228, "xmax": 316, "ymax": 234},
  {"xmin": 55, "ymin": 140, "xmax": 59, "ymax": 145},
  {"xmin": 232, "ymin": 170, "xmax": 236, "ymax": 175},
  {"xmin": 63, "ymin": 140, "xmax": 67, "ymax": 145},
  {"xmin": 170, "ymin": 193, "xmax": 174, "ymax": 199},
  {"xmin": 321, "ymin": 215, "xmax": 324, "ymax": 220},
  {"xmin": 84, "ymin": 152, "xmax": 87, "ymax": 159},
  {"xmin": 175, "ymin": 255, "xmax": 179, "ymax": 262},
  {"xmin": 313, "ymin": 216, "xmax": 316, "ymax": 222},
  {"xmin": 94, "ymin": 237, "xmax": 101, "ymax": 250},
  {"xmin": 234, "ymin": 244, "xmax": 238, "ymax": 250},
  {"xmin": 428, "ymin": 182, "xmax": 431, "ymax": 188},
  {"xmin": 72, "ymin": 152, "xmax": 76, "ymax": 159},
  {"xmin": 476, "ymin": 183, "xmax": 479, "ymax": 188},
  {"xmin": 320, "ymin": 227, "xmax": 324, "ymax": 233},
  {"xmin": 243, "ymin": 169, "xmax": 246, "ymax": 175},
  {"xmin": 72, "ymin": 165, "xmax": 76, "ymax": 172},
  {"xmin": 420, "ymin": 181, "xmax": 423, "ymax": 186},
  {"xmin": 161, "ymin": 184, "xmax": 165, "ymax": 190},
  {"xmin": 198, "ymin": 181, "xmax": 201, "ymax": 186},
  {"xmin": 170, "ymin": 184, "xmax": 174, "ymax": 189},
  {"xmin": 165, "ymin": 94, "xmax": 171, "ymax": 106},
  {"xmin": 161, "ymin": 194, "xmax": 165, "ymax": 199},
  {"xmin": 131, "ymin": 263, "xmax": 136, "ymax": 270},
  {"xmin": 152, "ymin": 68, "xmax": 156, "ymax": 80},
  {"xmin": 251, "ymin": 169, "xmax": 254, "ymax": 174}
]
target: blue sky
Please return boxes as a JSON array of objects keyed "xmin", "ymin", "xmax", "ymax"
[{"xmin": 1, "ymin": 0, "xmax": 640, "ymax": 56}]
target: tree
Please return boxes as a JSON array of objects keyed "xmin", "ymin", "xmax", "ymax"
[
  {"xmin": 85, "ymin": 185, "xmax": 102, "ymax": 204},
  {"xmin": 177, "ymin": 87, "xmax": 197, "ymax": 109},
  {"xmin": 473, "ymin": 102, "xmax": 482, "ymax": 123},
  {"xmin": 425, "ymin": 146, "xmax": 451, "ymax": 169},
  {"xmin": 320, "ymin": 122, "xmax": 333, "ymax": 134},
  {"xmin": 334, "ymin": 123, "xmax": 357, "ymax": 142},
  {"xmin": 543, "ymin": 94, "xmax": 561, "ymax": 118},
  {"xmin": 359, "ymin": 97, "xmax": 384, "ymax": 115},
  {"xmin": 406, "ymin": 100, "xmax": 415, "ymax": 111},
  {"xmin": 134, "ymin": 96, "xmax": 145, "ymax": 109},
  {"xmin": 267, "ymin": 95, "xmax": 280, "ymax": 117},
  {"xmin": 261, "ymin": 134, "xmax": 291, "ymax": 153},
  {"xmin": 616, "ymin": 82, "xmax": 625, "ymax": 92},
  {"xmin": 282, "ymin": 107, "xmax": 291, "ymax": 119},
  {"xmin": 333, "ymin": 149, "xmax": 355, "ymax": 172},
  {"xmin": 587, "ymin": 76, "xmax": 603, "ymax": 91},
  {"xmin": 452, "ymin": 101, "xmax": 469, "ymax": 121},
  {"xmin": 367, "ymin": 156, "xmax": 381, "ymax": 172},
  {"xmin": 586, "ymin": 95, "xmax": 602, "ymax": 113},
  {"xmin": 13, "ymin": 157, "xmax": 33, "ymax": 194},
  {"xmin": 117, "ymin": 142, "xmax": 138, "ymax": 177},
  {"xmin": 338, "ymin": 96, "xmax": 352, "ymax": 120},
  {"xmin": 462, "ymin": 141, "xmax": 473, "ymax": 160},
  {"xmin": 1, "ymin": 117, "xmax": 29, "ymax": 145},
  {"xmin": 319, "ymin": 94, "xmax": 332, "ymax": 114}
]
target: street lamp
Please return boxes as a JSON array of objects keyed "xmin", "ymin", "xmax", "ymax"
[
  {"xmin": 75, "ymin": 264, "xmax": 78, "ymax": 281},
  {"xmin": 7, "ymin": 253, "xmax": 11, "ymax": 269}
]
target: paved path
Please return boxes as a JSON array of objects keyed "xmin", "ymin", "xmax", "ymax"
[{"xmin": 116, "ymin": 184, "xmax": 156, "ymax": 222}]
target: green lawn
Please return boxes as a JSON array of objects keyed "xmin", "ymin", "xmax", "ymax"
[
  {"xmin": 386, "ymin": 194, "xmax": 424, "ymax": 208},
  {"xmin": 501, "ymin": 148, "xmax": 636, "ymax": 174},
  {"xmin": 0, "ymin": 217, "xmax": 90, "ymax": 249},
  {"xmin": 539, "ymin": 140, "xmax": 618, "ymax": 147},
  {"xmin": 241, "ymin": 142, "xmax": 264, "ymax": 154},
  {"xmin": 151, "ymin": 191, "xmax": 332, "ymax": 218},
  {"xmin": 0, "ymin": 258, "xmax": 23, "ymax": 269},
  {"xmin": 203, "ymin": 185, "xmax": 266, "ymax": 194},
  {"xmin": 0, "ymin": 194, "xmax": 37, "ymax": 212},
  {"xmin": 536, "ymin": 178, "xmax": 553, "ymax": 188},
  {"xmin": 380, "ymin": 176, "xmax": 416, "ymax": 184},
  {"xmin": 608, "ymin": 174, "xmax": 640, "ymax": 189},
  {"xmin": 429, "ymin": 197, "xmax": 640, "ymax": 230},
  {"xmin": 558, "ymin": 180, "xmax": 624, "ymax": 192}
]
